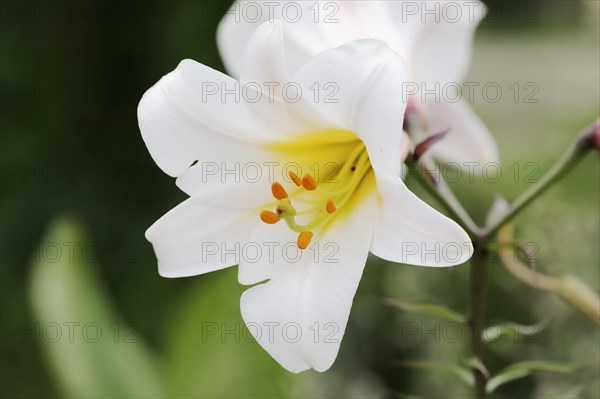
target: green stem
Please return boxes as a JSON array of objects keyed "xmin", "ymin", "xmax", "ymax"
[
  {"xmin": 405, "ymin": 123, "xmax": 595, "ymax": 399},
  {"xmin": 435, "ymin": 174, "xmax": 482, "ymax": 236},
  {"xmin": 405, "ymin": 158, "xmax": 481, "ymax": 237},
  {"xmin": 468, "ymin": 241, "xmax": 488, "ymax": 399},
  {"xmin": 481, "ymin": 132, "xmax": 594, "ymax": 238}
]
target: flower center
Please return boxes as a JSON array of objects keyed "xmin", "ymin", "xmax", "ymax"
[{"xmin": 260, "ymin": 141, "xmax": 372, "ymax": 249}]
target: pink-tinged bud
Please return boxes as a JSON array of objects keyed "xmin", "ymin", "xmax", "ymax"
[
  {"xmin": 590, "ymin": 119, "xmax": 600, "ymax": 150},
  {"xmin": 581, "ymin": 119, "xmax": 600, "ymax": 151},
  {"xmin": 576, "ymin": 119, "xmax": 599, "ymax": 153}
]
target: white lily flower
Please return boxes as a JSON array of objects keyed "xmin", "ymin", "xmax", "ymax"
[
  {"xmin": 139, "ymin": 21, "xmax": 473, "ymax": 373},
  {"xmin": 218, "ymin": 0, "xmax": 499, "ymax": 166}
]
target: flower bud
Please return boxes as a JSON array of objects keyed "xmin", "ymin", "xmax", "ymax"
[
  {"xmin": 591, "ymin": 119, "xmax": 600, "ymax": 150},
  {"xmin": 582, "ymin": 119, "xmax": 600, "ymax": 151},
  {"xmin": 485, "ymin": 196, "xmax": 510, "ymax": 228}
]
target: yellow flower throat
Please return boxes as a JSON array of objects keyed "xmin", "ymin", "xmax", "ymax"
[{"xmin": 260, "ymin": 141, "xmax": 372, "ymax": 249}]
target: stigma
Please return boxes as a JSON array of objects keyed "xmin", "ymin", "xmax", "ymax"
[{"xmin": 259, "ymin": 142, "xmax": 371, "ymax": 249}]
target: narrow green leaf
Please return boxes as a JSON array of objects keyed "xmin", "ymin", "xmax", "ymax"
[
  {"xmin": 395, "ymin": 360, "xmax": 474, "ymax": 386},
  {"xmin": 482, "ymin": 318, "xmax": 552, "ymax": 342},
  {"xmin": 28, "ymin": 216, "xmax": 165, "ymax": 398},
  {"xmin": 497, "ymin": 225, "xmax": 600, "ymax": 325},
  {"xmin": 557, "ymin": 276, "xmax": 600, "ymax": 325},
  {"xmin": 464, "ymin": 357, "xmax": 490, "ymax": 380},
  {"xmin": 486, "ymin": 361, "xmax": 579, "ymax": 394},
  {"xmin": 384, "ymin": 299, "xmax": 466, "ymax": 323}
]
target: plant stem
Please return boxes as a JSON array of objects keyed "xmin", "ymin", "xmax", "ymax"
[
  {"xmin": 436, "ymin": 176, "xmax": 482, "ymax": 236},
  {"xmin": 468, "ymin": 240, "xmax": 488, "ymax": 399},
  {"xmin": 405, "ymin": 122, "xmax": 596, "ymax": 398},
  {"xmin": 482, "ymin": 132, "xmax": 594, "ymax": 237},
  {"xmin": 405, "ymin": 158, "xmax": 481, "ymax": 237}
]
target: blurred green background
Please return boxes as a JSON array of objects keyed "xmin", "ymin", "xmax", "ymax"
[{"xmin": 1, "ymin": 1, "xmax": 598, "ymax": 398}]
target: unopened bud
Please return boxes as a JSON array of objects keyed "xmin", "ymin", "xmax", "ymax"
[
  {"xmin": 588, "ymin": 119, "xmax": 600, "ymax": 150},
  {"xmin": 580, "ymin": 119, "xmax": 600, "ymax": 151},
  {"xmin": 485, "ymin": 196, "xmax": 510, "ymax": 228}
]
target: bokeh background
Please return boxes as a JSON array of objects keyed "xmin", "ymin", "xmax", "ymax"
[{"xmin": 1, "ymin": 0, "xmax": 599, "ymax": 398}]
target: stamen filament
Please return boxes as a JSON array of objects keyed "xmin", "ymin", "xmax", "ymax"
[
  {"xmin": 316, "ymin": 150, "xmax": 370, "ymax": 196},
  {"xmin": 260, "ymin": 140, "xmax": 372, "ymax": 249}
]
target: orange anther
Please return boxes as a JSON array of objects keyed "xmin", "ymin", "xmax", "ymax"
[
  {"xmin": 260, "ymin": 210, "xmax": 281, "ymax": 225},
  {"xmin": 326, "ymin": 199, "xmax": 336, "ymax": 214},
  {"xmin": 289, "ymin": 171, "xmax": 302, "ymax": 187},
  {"xmin": 271, "ymin": 182, "xmax": 288, "ymax": 200},
  {"xmin": 302, "ymin": 174, "xmax": 317, "ymax": 191},
  {"xmin": 297, "ymin": 231, "xmax": 314, "ymax": 250}
]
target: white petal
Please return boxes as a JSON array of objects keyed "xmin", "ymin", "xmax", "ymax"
[
  {"xmin": 146, "ymin": 198, "xmax": 258, "ymax": 278},
  {"xmin": 239, "ymin": 174, "xmax": 378, "ymax": 372},
  {"xmin": 217, "ymin": 1, "xmax": 485, "ymax": 86},
  {"xmin": 217, "ymin": 1, "xmax": 340, "ymax": 78},
  {"xmin": 371, "ymin": 174, "xmax": 473, "ymax": 266},
  {"xmin": 216, "ymin": 1, "xmax": 269, "ymax": 79},
  {"xmin": 238, "ymin": 20, "xmax": 291, "ymax": 102},
  {"xmin": 401, "ymin": 131, "xmax": 411, "ymax": 161},
  {"xmin": 419, "ymin": 100, "xmax": 499, "ymax": 165},
  {"xmin": 368, "ymin": 0, "xmax": 429, "ymax": 61},
  {"xmin": 138, "ymin": 58, "xmax": 310, "ymax": 208},
  {"xmin": 290, "ymin": 40, "xmax": 409, "ymax": 182},
  {"xmin": 138, "ymin": 59, "xmax": 280, "ymax": 177},
  {"xmin": 411, "ymin": 0, "xmax": 486, "ymax": 86}
]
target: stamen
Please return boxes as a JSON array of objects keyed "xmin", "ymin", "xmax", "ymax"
[
  {"xmin": 260, "ymin": 141, "xmax": 371, "ymax": 250},
  {"xmin": 326, "ymin": 199, "xmax": 336, "ymax": 214},
  {"xmin": 271, "ymin": 182, "xmax": 288, "ymax": 200},
  {"xmin": 260, "ymin": 210, "xmax": 281, "ymax": 224},
  {"xmin": 297, "ymin": 231, "xmax": 313, "ymax": 249},
  {"xmin": 289, "ymin": 171, "xmax": 302, "ymax": 187},
  {"xmin": 302, "ymin": 174, "xmax": 317, "ymax": 191}
]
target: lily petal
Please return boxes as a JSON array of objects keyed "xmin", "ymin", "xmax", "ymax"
[
  {"xmin": 218, "ymin": 0, "xmax": 485, "ymax": 87},
  {"xmin": 291, "ymin": 39, "xmax": 409, "ymax": 181},
  {"xmin": 371, "ymin": 174, "xmax": 473, "ymax": 266},
  {"xmin": 239, "ymin": 20, "xmax": 289, "ymax": 90},
  {"xmin": 236, "ymin": 19, "xmax": 317, "ymax": 124},
  {"xmin": 146, "ymin": 198, "xmax": 257, "ymax": 277},
  {"xmin": 419, "ymin": 100, "xmax": 500, "ymax": 165},
  {"xmin": 138, "ymin": 58, "xmax": 310, "ymax": 208},
  {"xmin": 138, "ymin": 59, "xmax": 283, "ymax": 176},
  {"xmin": 217, "ymin": 1, "xmax": 496, "ymax": 167},
  {"xmin": 217, "ymin": 1, "xmax": 338, "ymax": 78},
  {"xmin": 239, "ymin": 173, "xmax": 378, "ymax": 373},
  {"xmin": 411, "ymin": 0, "xmax": 486, "ymax": 86}
]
